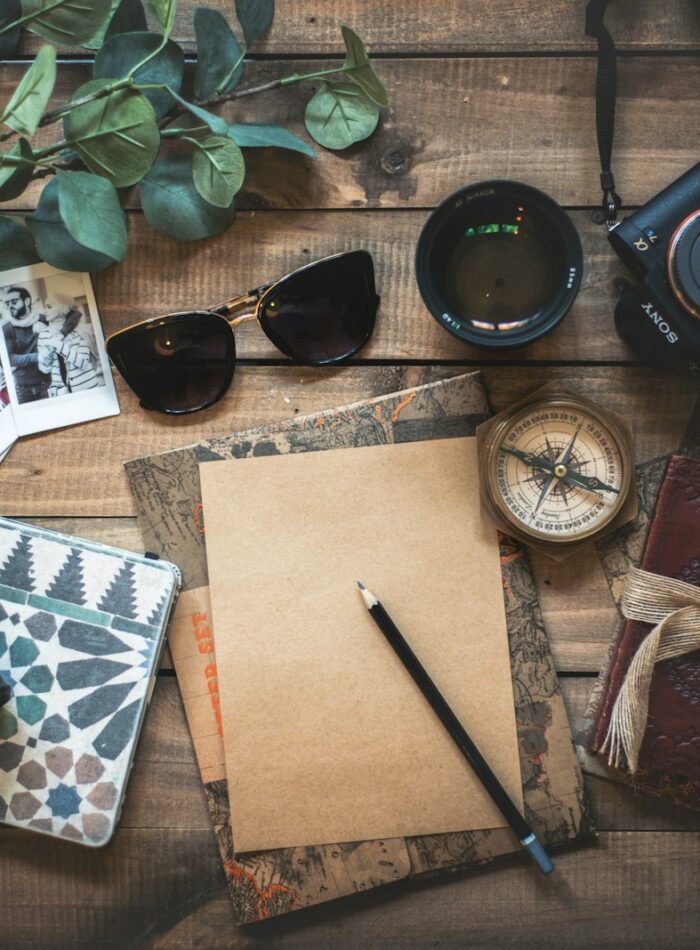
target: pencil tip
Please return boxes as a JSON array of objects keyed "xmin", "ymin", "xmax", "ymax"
[{"xmin": 357, "ymin": 580, "xmax": 365, "ymax": 590}]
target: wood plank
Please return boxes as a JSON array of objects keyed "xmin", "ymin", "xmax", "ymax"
[
  {"xmin": 13, "ymin": 0, "xmax": 700, "ymax": 54},
  {"xmin": 152, "ymin": 833, "xmax": 700, "ymax": 949},
  {"xmin": 2, "ymin": 365, "xmax": 695, "ymax": 519},
  {"xmin": 3, "ymin": 829, "xmax": 699, "ymax": 947},
  {"xmin": 88, "ymin": 209, "xmax": 638, "ymax": 364},
  {"xmin": 3, "ymin": 56, "xmax": 700, "ymax": 211}
]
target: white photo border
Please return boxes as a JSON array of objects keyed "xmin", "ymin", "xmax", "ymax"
[{"xmin": 0, "ymin": 262, "xmax": 120, "ymax": 437}]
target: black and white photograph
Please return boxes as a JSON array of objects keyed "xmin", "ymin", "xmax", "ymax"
[{"xmin": 0, "ymin": 263, "xmax": 119, "ymax": 455}]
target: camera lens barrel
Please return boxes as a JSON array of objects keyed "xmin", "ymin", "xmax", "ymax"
[
  {"xmin": 667, "ymin": 209, "xmax": 700, "ymax": 319},
  {"xmin": 415, "ymin": 181, "xmax": 583, "ymax": 350}
]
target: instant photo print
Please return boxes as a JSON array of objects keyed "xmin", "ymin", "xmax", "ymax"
[{"xmin": 0, "ymin": 263, "xmax": 119, "ymax": 460}]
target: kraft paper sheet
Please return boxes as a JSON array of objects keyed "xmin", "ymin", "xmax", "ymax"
[{"xmin": 200, "ymin": 437, "xmax": 523, "ymax": 852}]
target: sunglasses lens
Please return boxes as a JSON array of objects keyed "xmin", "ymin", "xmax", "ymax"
[
  {"xmin": 259, "ymin": 250, "xmax": 377, "ymax": 362},
  {"xmin": 107, "ymin": 312, "xmax": 234, "ymax": 413}
]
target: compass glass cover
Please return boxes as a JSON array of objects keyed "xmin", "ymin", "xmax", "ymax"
[{"xmin": 491, "ymin": 401, "xmax": 628, "ymax": 542}]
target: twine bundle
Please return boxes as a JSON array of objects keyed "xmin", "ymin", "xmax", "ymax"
[{"xmin": 601, "ymin": 567, "xmax": 700, "ymax": 773}]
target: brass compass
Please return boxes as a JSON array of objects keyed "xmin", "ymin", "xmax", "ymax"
[{"xmin": 477, "ymin": 385, "xmax": 637, "ymax": 558}]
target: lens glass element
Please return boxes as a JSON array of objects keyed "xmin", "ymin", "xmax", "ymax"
[
  {"xmin": 443, "ymin": 209, "xmax": 555, "ymax": 331},
  {"xmin": 259, "ymin": 251, "xmax": 377, "ymax": 362},
  {"xmin": 416, "ymin": 182, "xmax": 582, "ymax": 348},
  {"xmin": 107, "ymin": 311, "xmax": 234, "ymax": 413}
]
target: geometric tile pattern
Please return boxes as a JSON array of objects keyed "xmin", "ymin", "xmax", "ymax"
[{"xmin": 0, "ymin": 519, "xmax": 179, "ymax": 847}]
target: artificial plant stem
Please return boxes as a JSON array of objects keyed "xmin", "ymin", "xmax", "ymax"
[
  {"xmin": 33, "ymin": 139, "xmax": 68, "ymax": 158},
  {"xmin": 279, "ymin": 64, "xmax": 348, "ymax": 87},
  {"xmin": 40, "ymin": 79, "xmax": 134, "ymax": 127},
  {"xmin": 127, "ymin": 35, "xmax": 168, "ymax": 81},
  {"xmin": 215, "ymin": 48, "xmax": 247, "ymax": 95},
  {"xmin": 161, "ymin": 123, "xmax": 209, "ymax": 137},
  {"xmin": 196, "ymin": 76, "xmax": 288, "ymax": 108}
]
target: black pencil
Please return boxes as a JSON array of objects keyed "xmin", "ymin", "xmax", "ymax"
[{"xmin": 357, "ymin": 581, "xmax": 554, "ymax": 874}]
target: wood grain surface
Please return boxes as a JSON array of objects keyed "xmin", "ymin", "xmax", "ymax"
[
  {"xmin": 4, "ymin": 56, "xmax": 700, "ymax": 213},
  {"xmin": 14, "ymin": 0, "xmax": 700, "ymax": 54},
  {"xmin": 2, "ymin": 0, "xmax": 700, "ymax": 946}
]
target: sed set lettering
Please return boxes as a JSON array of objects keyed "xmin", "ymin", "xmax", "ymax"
[{"xmin": 191, "ymin": 611, "xmax": 223, "ymax": 736}]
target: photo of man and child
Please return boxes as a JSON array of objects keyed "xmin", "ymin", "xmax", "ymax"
[
  {"xmin": 1, "ymin": 281, "xmax": 104, "ymax": 405},
  {"xmin": 0, "ymin": 263, "xmax": 119, "ymax": 461}
]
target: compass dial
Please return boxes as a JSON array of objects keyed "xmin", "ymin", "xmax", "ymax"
[{"xmin": 487, "ymin": 399, "xmax": 630, "ymax": 543}]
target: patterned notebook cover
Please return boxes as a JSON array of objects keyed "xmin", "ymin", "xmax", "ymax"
[
  {"xmin": 125, "ymin": 372, "xmax": 591, "ymax": 923},
  {"xmin": 0, "ymin": 518, "xmax": 180, "ymax": 845}
]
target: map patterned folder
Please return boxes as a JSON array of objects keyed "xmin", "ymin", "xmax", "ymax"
[
  {"xmin": 0, "ymin": 518, "xmax": 179, "ymax": 845},
  {"xmin": 124, "ymin": 372, "xmax": 591, "ymax": 923}
]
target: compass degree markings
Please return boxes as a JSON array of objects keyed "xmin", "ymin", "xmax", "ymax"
[{"xmin": 500, "ymin": 446, "xmax": 620, "ymax": 495}]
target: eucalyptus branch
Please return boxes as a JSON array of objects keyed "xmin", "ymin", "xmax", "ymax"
[
  {"xmin": 30, "ymin": 154, "xmax": 83, "ymax": 181},
  {"xmin": 0, "ymin": 9, "xmax": 387, "ymax": 273},
  {"xmin": 195, "ymin": 76, "xmax": 284, "ymax": 107},
  {"xmin": 194, "ymin": 62, "xmax": 350, "ymax": 108},
  {"xmin": 0, "ymin": 79, "xmax": 129, "ymax": 145},
  {"xmin": 279, "ymin": 63, "xmax": 350, "ymax": 87}
]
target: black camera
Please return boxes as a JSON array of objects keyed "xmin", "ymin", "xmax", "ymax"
[{"xmin": 611, "ymin": 163, "xmax": 700, "ymax": 369}]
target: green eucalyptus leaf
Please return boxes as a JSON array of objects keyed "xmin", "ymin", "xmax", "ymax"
[
  {"xmin": 26, "ymin": 178, "xmax": 114, "ymax": 271},
  {"xmin": 94, "ymin": 31, "xmax": 184, "ymax": 118},
  {"xmin": 56, "ymin": 169, "xmax": 127, "ymax": 261},
  {"xmin": 228, "ymin": 122, "xmax": 315, "ymax": 158},
  {"xmin": 340, "ymin": 23, "xmax": 388, "ymax": 107},
  {"xmin": 84, "ymin": 0, "xmax": 148, "ymax": 50},
  {"xmin": 140, "ymin": 152, "xmax": 236, "ymax": 241},
  {"xmin": 20, "ymin": 0, "xmax": 114, "ymax": 47},
  {"xmin": 305, "ymin": 81, "xmax": 379, "ymax": 150},
  {"xmin": 83, "ymin": 0, "xmax": 120, "ymax": 49},
  {"xmin": 0, "ymin": 139, "xmax": 35, "ymax": 202},
  {"xmin": 147, "ymin": 0, "xmax": 177, "ymax": 36},
  {"xmin": 64, "ymin": 79, "xmax": 159, "ymax": 187},
  {"xmin": 166, "ymin": 87, "xmax": 228, "ymax": 135},
  {"xmin": 191, "ymin": 134, "xmax": 245, "ymax": 207},
  {"xmin": 0, "ymin": 217, "xmax": 41, "ymax": 269},
  {"xmin": 235, "ymin": 0, "xmax": 274, "ymax": 46},
  {"xmin": 0, "ymin": 0, "xmax": 22, "ymax": 59},
  {"xmin": 0, "ymin": 45, "xmax": 56, "ymax": 138},
  {"xmin": 194, "ymin": 8, "xmax": 244, "ymax": 99}
]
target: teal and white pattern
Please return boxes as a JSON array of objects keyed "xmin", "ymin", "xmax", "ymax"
[{"xmin": 0, "ymin": 519, "xmax": 179, "ymax": 846}]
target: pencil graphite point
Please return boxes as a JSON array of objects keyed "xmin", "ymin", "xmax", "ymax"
[{"xmin": 357, "ymin": 581, "xmax": 378, "ymax": 609}]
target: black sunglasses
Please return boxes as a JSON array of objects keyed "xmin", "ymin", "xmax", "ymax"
[{"xmin": 106, "ymin": 250, "xmax": 379, "ymax": 414}]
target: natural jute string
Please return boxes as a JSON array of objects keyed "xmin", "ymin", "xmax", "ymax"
[{"xmin": 601, "ymin": 567, "xmax": 700, "ymax": 773}]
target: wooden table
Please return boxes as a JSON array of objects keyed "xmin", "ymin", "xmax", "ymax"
[{"xmin": 3, "ymin": 2, "xmax": 700, "ymax": 945}]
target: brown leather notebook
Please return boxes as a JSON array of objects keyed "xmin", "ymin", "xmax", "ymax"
[{"xmin": 590, "ymin": 454, "xmax": 700, "ymax": 779}]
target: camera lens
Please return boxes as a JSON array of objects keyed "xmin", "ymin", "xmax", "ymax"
[
  {"xmin": 415, "ymin": 181, "xmax": 583, "ymax": 349},
  {"xmin": 668, "ymin": 209, "xmax": 700, "ymax": 319}
]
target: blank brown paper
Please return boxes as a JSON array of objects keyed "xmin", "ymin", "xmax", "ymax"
[{"xmin": 199, "ymin": 437, "xmax": 523, "ymax": 852}]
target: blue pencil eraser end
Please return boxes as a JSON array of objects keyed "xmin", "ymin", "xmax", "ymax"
[{"xmin": 521, "ymin": 833, "xmax": 555, "ymax": 874}]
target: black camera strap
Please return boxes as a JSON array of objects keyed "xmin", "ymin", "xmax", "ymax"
[{"xmin": 585, "ymin": 0, "xmax": 622, "ymax": 228}]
